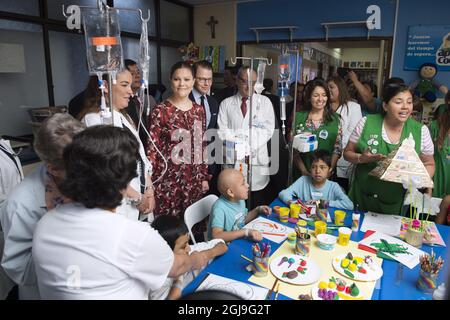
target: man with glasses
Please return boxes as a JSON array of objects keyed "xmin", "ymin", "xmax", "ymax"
[
  {"xmin": 218, "ymin": 66, "xmax": 275, "ymax": 208},
  {"xmin": 190, "ymin": 60, "xmax": 220, "ymax": 196}
]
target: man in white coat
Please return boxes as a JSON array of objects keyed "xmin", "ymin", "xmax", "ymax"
[{"xmin": 217, "ymin": 66, "xmax": 275, "ymax": 208}]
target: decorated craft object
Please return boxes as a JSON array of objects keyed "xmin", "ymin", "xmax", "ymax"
[
  {"xmin": 270, "ymin": 254, "xmax": 321, "ymax": 285},
  {"xmin": 312, "ymin": 276, "xmax": 364, "ymax": 300},
  {"xmin": 369, "ymin": 134, "xmax": 433, "ymax": 189},
  {"xmin": 332, "ymin": 252, "xmax": 383, "ymax": 282}
]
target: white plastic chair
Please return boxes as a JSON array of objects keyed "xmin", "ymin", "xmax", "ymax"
[{"xmin": 184, "ymin": 194, "xmax": 218, "ymax": 244}]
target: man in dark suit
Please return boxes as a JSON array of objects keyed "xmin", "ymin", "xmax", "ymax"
[
  {"xmin": 124, "ymin": 59, "xmax": 157, "ymax": 150},
  {"xmin": 213, "ymin": 65, "xmax": 239, "ymax": 105},
  {"xmin": 189, "ymin": 60, "xmax": 220, "ymax": 196}
]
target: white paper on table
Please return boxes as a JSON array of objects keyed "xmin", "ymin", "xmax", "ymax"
[
  {"xmin": 359, "ymin": 232, "xmax": 426, "ymax": 269},
  {"xmin": 196, "ymin": 273, "xmax": 269, "ymax": 300},
  {"xmin": 244, "ymin": 216, "xmax": 294, "ymax": 243},
  {"xmin": 360, "ymin": 212, "xmax": 403, "ymax": 236}
]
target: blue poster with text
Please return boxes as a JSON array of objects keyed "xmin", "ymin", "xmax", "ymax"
[{"xmin": 404, "ymin": 25, "xmax": 450, "ymax": 71}]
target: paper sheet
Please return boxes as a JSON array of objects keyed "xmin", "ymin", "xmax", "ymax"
[
  {"xmin": 244, "ymin": 217, "xmax": 294, "ymax": 243},
  {"xmin": 196, "ymin": 273, "xmax": 269, "ymax": 300},
  {"xmin": 360, "ymin": 212, "xmax": 403, "ymax": 236},
  {"xmin": 248, "ymin": 233, "xmax": 382, "ymax": 300},
  {"xmin": 358, "ymin": 232, "xmax": 425, "ymax": 269}
]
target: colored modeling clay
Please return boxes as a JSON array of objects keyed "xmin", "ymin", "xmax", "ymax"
[
  {"xmin": 287, "ymin": 257, "xmax": 295, "ymax": 268},
  {"xmin": 341, "ymin": 258, "xmax": 350, "ymax": 268},
  {"xmin": 348, "ymin": 263, "xmax": 357, "ymax": 272},
  {"xmin": 278, "ymin": 256, "xmax": 288, "ymax": 266},
  {"xmin": 344, "ymin": 269, "xmax": 355, "ymax": 278},
  {"xmin": 350, "ymin": 283, "xmax": 360, "ymax": 297}
]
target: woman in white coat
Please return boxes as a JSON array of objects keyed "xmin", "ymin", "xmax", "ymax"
[
  {"xmin": 327, "ymin": 75, "xmax": 363, "ymax": 192},
  {"xmin": 78, "ymin": 70, "xmax": 154, "ymax": 221}
]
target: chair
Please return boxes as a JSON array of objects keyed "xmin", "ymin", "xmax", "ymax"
[{"xmin": 184, "ymin": 194, "xmax": 218, "ymax": 244}]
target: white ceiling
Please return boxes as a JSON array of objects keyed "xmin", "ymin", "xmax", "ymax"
[{"xmin": 180, "ymin": 0, "xmax": 261, "ymax": 6}]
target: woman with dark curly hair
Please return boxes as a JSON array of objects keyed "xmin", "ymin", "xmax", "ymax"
[{"xmin": 32, "ymin": 126, "xmax": 208, "ymax": 299}]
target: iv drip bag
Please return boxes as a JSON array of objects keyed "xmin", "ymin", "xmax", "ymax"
[{"xmin": 254, "ymin": 61, "xmax": 266, "ymax": 94}]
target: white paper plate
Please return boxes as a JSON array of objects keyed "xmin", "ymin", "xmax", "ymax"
[
  {"xmin": 270, "ymin": 254, "xmax": 321, "ymax": 285},
  {"xmin": 332, "ymin": 253, "xmax": 383, "ymax": 282}
]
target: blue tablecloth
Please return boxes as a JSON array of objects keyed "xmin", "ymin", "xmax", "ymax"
[{"xmin": 184, "ymin": 198, "xmax": 450, "ymax": 300}]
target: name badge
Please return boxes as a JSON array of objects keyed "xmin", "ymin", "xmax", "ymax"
[
  {"xmin": 319, "ymin": 129, "xmax": 328, "ymax": 140},
  {"xmin": 235, "ymin": 141, "xmax": 246, "ymax": 160},
  {"xmin": 312, "ymin": 192, "xmax": 323, "ymax": 198}
]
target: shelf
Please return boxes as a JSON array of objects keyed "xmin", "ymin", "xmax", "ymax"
[
  {"xmin": 249, "ymin": 26, "xmax": 298, "ymax": 43},
  {"xmin": 321, "ymin": 21, "xmax": 369, "ymax": 41}
]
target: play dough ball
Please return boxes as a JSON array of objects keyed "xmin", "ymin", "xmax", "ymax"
[
  {"xmin": 319, "ymin": 281, "xmax": 328, "ymax": 289},
  {"xmin": 328, "ymin": 281, "xmax": 336, "ymax": 289},
  {"xmin": 341, "ymin": 258, "xmax": 350, "ymax": 268},
  {"xmin": 348, "ymin": 263, "xmax": 357, "ymax": 272},
  {"xmin": 353, "ymin": 257, "xmax": 363, "ymax": 264}
]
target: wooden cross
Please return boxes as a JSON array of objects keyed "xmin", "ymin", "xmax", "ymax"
[{"xmin": 207, "ymin": 16, "xmax": 218, "ymax": 39}]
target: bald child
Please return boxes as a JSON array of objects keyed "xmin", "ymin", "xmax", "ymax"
[{"xmin": 208, "ymin": 169, "xmax": 271, "ymax": 242}]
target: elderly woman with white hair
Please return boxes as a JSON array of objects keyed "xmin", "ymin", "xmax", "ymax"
[{"xmin": 0, "ymin": 113, "xmax": 85, "ymax": 299}]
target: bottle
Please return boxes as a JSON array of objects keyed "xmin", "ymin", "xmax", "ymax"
[
  {"xmin": 432, "ymin": 283, "xmax": 446, "ymax": 300},
  {"xmin": 352, "ymin": 205, "xmax": 361, "ymax": 232}
]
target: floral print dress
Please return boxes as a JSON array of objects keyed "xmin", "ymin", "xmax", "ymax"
[{"xmin": 147, "ymin": 100, "xmax": 210, "ymax": 219}]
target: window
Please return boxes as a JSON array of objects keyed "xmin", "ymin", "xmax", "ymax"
[
  {"xmin": 47, "ymin": 0, "xmax": 97, "ymax": 21},
  {"xmin": 0, "ymin": 0, "xmax": 40, "ymax": 16},
  {"xmin": 122, "ymin": 36, "xmax": 157, "ymax": 84},
  {"xmin": 160, "ymin": 46, "xmax": 183, "ymax": 89},
  {"xmin": 160, "ymin": 1, "xmax": 189, "ymax": 42},
  {"xmin": 117, "ymin": 0, "xmax": 156, "ymax": 36}
]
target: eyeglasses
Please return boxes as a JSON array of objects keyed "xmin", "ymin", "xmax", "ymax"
[{"xmin": 197, "ymin": 77, "xmax": 212, "ymax": 84}]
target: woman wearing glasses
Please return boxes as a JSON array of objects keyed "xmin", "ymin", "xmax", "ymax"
[{"xmin": 344, "ymin": 83, "xmax": 435, "ymax": 215}]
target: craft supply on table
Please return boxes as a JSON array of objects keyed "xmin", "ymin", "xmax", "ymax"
[
  {"xmin": 279, "ymin": 207, "xmax": 290, "ymax": 223},
  {"xmin": 314, "ymin": 221, "xmax": 327, "ymax": 236},
  {"xmin": 287, "ymin": 232, "xmax": 297, "ymax": 244},
  {"xmin": 273, "ymin": 206, "xmax": 281, "ymax": 216},
  {"xmin": 334, "ymin": 210, "xmax": 346, "ymax": 226},
  {"xmin": 290, "ymin": 203, "xmax": 301, "ymax": 219},
  {"xmin": 338, "ymin": 227, "xmax": 352, "ymax": 246},
  {"xmin": 252, "ymin": 242, "xmax": 271, "ymax": 277},
  {"xmin": 332, "ymin": 252, "xmax": 383, "ymax": 282},
  {"xmin": 244, "ymin": 217, "xmax": 294, "ymax": 243},
  {"xmin": 269, "ymin": 254, "xmax": 321, "ymax": 285},
  {"xmin": 417, "ymin": 249, "xmax": 444, "ymax": 293},
  {"xmin": 399, "ymin": 217, "xmax": 446, "ymax": 247},
  {"xmin": 317, "ymin": 234, "xmax": 337, "ymax": 250},
  {"xmin": 312, "ymin": 276, "xmax": 365, "ymax": 300},
  {"xmin": 352, "ymin": 212, "xmax": 361, "ymax": 232}
]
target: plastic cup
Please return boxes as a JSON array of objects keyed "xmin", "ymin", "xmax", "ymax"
[
  {"xmin": 314, "ymin": 221, "xmax": 327, "ymax": 236},
  {"xmin": 252, "ymin": 255, "xmax": 269, "ymax": 277},
  {"xmin": 290, "ymin": 203, "xmax": 301, "ymax": 219},
  {"xmin": 279, "ymin": 207, "xmax": 290, "ymax": 223},
  {"xmin": 273, "ymin": 206, "xmax": 281, "ymax": 216},
  {"xmin": 287, "ymin": 232, "xmax": 297, "ymax": 244},
  {"xmin": 334, "ymin": 210, "xmax": 346, "ymax": 226},
  {"xmin": 338, "ymin": 227, "xmax": 352, "ymax": 246},
  {"xmin": 295, "ymin": 233, "xmax": 311, "ymax": 257},
  {"xmin": 417, "ymin": 269, "xmax": 438, "ymax": 293}
]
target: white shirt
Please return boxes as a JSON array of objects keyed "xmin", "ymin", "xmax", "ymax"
[
  {"xmin": 82, "ymin": 110, "xmax": 153, "ymax": 220},
  {"xmin": 218, "ymin": 93, "xmax": 275, "ymax": 191},
  {"xmin": 335, "ymin": 101, "xmax": 363, "ymax": 178},
  {"xmin": 32, "ymin": 203, "xmax": 174, "ymax": 300},
  {"xmin": 0, "ymin": 139, "xmax": 23, "ymax": 205},
  {"xmin": 192, "ymin": 87, "xmax": 211, "ymax": 127}
]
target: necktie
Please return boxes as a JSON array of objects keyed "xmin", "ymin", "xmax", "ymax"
[
  {"xmin": 241, "ymin": 97, "xmax": 247, "ymax": 117},
  {"xmin": 200, "ymin": 95, "xmax": 205, "ymax": 107}
]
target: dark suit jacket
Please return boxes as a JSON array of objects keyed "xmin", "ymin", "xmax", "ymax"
[{"xmin": 188, "ymin": 92, "xmax": 219, "ymax": 131}]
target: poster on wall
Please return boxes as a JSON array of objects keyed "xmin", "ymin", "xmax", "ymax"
[
  {"xmin": 404, "ymin": 25, "xmax": 450, "ymax": 71},
  {"xmin": 199, "ymin": 46, "xmax": 225, "ymax": 73}
]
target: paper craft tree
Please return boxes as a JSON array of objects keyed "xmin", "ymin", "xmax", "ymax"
[{"xmin": 369, "ymin": 134, "xmax": 433, "ymax": 189}]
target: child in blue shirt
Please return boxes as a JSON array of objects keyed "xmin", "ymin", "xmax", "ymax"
[
  {"xmin": 209, "ymin": 168, "xmax": 271, "ymax": 242},
  {"xmin": 280, "ymin": 150, "xmax": 354, "ymax": 210}
]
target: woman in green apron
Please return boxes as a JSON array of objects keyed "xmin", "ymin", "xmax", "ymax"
[
  {"xmin": 430, "ymin": 101, "xmax": 449, "ymax": 198},
  {"xmin": 293, "ymin": 79, "xmax": 342, "ymax": 179},
  {"xmin": 344, "ymin": 84, "xmax": 435, "ymax": 215}
]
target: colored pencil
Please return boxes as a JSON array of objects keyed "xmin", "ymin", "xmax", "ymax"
[
  {"xmin": 262, "ymin": 232, "xmax": 285, "ymax": 237},
  {"xmin": 265, "ymin": 278, "xmax": 279, "ymax": 300},
  {"xmin": 240, "ymin": 254, "xmax": 253, "ymax": 263}
]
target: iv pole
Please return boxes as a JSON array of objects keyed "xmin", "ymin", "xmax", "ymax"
[{"xmin": 230, "ymin": 56, "xmax": 272, "ymax": 210}]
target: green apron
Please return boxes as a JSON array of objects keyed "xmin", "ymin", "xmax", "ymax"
[
  {"xmin": 294, "ymin": 111, "xmax": 340, "ymax": 177},
  {"xmin": 430, "ymin": 120, "xmax": 450, "ymax": 198},
  {"xmin": 349, "ymin": 114, "xmax": 422, "ymax": 215}
]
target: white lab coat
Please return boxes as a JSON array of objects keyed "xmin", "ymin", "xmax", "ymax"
[{"xmin": 218, "ymin": 93, "xmax": 275, "ymax": 191}]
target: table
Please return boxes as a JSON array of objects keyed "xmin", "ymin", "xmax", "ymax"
[{"xmin": 184, "ymin": 198, "xmax": 450, "ymax": 300}]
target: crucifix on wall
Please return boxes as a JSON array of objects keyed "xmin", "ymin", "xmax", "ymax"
[{"xmin": 207, "ymin": 16, "xmax": 218, "ymax": 39}]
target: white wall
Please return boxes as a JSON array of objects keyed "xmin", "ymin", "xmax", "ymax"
[
  {"xmin": 194, "ymin": 3, "xmax": 236, "ymax": 63},
  {"xmin": 341, "ymin": 48, "xmax": 379, "ymax": 63}
]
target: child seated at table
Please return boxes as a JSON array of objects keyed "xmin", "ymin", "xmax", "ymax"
[
  {"xmin": 436, "ymin": 195, "xmax": 450, "ymax": 225},
  {"xmin": 279, "ymin": 149, "xmax": 354, "ymax": 210},
  {"xmin": 209, "ymin": 168, "xmax": 272, "ymax": 243},
  {"xmin": 149, "ymin": 215, "xmax": 228, "ymax": 300}
]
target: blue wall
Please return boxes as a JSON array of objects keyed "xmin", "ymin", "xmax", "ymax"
[
  {"xmin": 237, "ymin": 0, "xmax": 395, "ymax": 41},
  {"xmin": 393, "ymin": 0, "xmax": 450, "ymax": 88},
  {"xmin": 237, "ymin": 0, "xmax": 450, "ymax": 90}
]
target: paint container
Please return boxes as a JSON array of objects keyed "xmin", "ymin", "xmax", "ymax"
[
  {"xmin": 290, "ymin": 203, "xmax": 301, "ymax": 219},
  {"xmin": 279, "ymin": 207, "xmax": 290, "ymax": 223},
  {"xmin": 337, "ymin": 227, "xmax": 351, "ymax": 246},
  {"xmin": 317, "ymin": 234, "xmax": 337, "ymax": 250},
  {"xmin": 287, "ymin": 232, "xmax": 297, "ymax": 244},
  {"xmin": 334, "ymin": 210, "xmax": 346, "ymax": 226},
  {"xmin": 273, "ymin": 206, "xmax": 281, "ymax": 216},
  {"xmin": 295, "ymin": 233, "xmax": 311, "ymax": 257},
  {"xmin": 252, "ymin": 255, "xmax": 269, "ymax": 277},
  {"xmin": 314, "ymin": 221, "xmax": 327, "ymax": 236}
]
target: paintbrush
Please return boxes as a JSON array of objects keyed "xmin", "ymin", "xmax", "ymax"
[
  {"xmin": 274, "ymin": 283, "xmax": 280, "ymax": 300},
  {"xmin": 265, "ymin": 278, "xmax": 279, "ymax": 300}
]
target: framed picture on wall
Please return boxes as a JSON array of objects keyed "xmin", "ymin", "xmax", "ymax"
[
  {"xmin": 357, "ymin": 61, "xmax": 365, "ymax": 68},
  {"xmin": 364, "ymin": 61, "xmax": 371, "ymax": 68},
  {"xmin": 350, "ymin": 61, "xmax": 357, "ymax": 68},
  {"xmin": 343, "ymin": 61, "xmax": 350, "ymax": 67}
]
